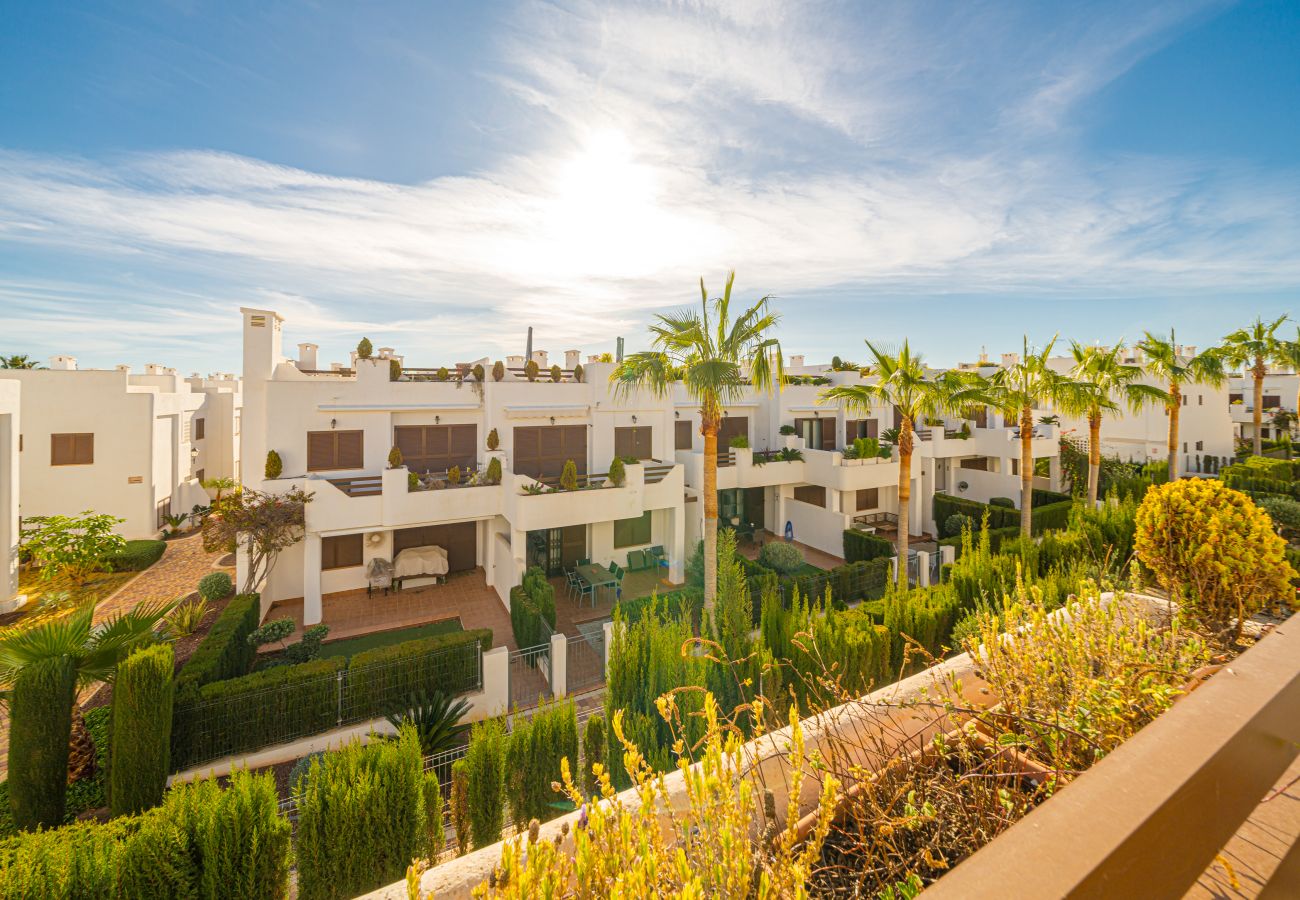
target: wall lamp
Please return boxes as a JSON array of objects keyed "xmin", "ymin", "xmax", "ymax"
[
  {"xmin": 631, "ymin": 415, "xmax": 638, "ymax": 424},
  {"xmin": 550, "ymin": 416, "xmax": 556, "ymax": 425},
  {"xmin": 330, "ymin": 418, "xmax": 337, "ymax": 429},
  {"xmin": 674, "ymin": 411, "xmax": 680, "ymax": 419},
  {"xmin": 435, "ymin": 415, "xmax": 440, "ymax": 424}
]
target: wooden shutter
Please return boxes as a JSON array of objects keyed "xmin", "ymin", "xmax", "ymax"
[
  {"xmin": 614, "ymin": 512, "xmax": 652, "ymax": 548},
  {"xmin": 675, "ymin": 420, "xmax": 693, "ymax": 450},
  {"xmin": 194, "ymin": 418, "xmax": 205, "ymax": 439},
  {"xmin": 718, "ymin": 416, "xmax": 748, "ymax": 448},
  {"xmin": 856, "ymin": 488, "xmax": 880, "ymax": 511},
  {"xmin": 307, "ymin": 430, "xmax": 364, "ymax": 471},
  {"xmin": 307, "ymin": 431, "xmax": 336, "ymax": 471},
  {"xmin": 793, "ymin": 484, "xmax": 826, "ymax": 507},
  {"xmin": 514, "ymin": 425, "xmax": 587, "ymax": 478},
  {"xmin": 51, "ymin": 433, "xmax": 93, "ymax": 466},
  {"xmin": 449, "ymin": 425, "xmax": 477, "ymax": 468},
  {"xmin": 615, "ymin": 426, "xmax": 652, "ymax": 460},
  {"xmin": 864, "ymin": 418, "xmax": 879, "ymax": 438},
  {"xmin": 322, "ymin": 534, "xmax": 364, "ymax": 570},
  {"xmin": 821, "ymin": 423, "xmax": 835, "ymax": 452},
  {"xmin": 336, "ymin": 431, "xmax": 364, "ymax": 469},
  {"xmin": 395, "ymin": 424, "xmax": 477, "ymax": 473},
  {"xmin": 392, "ymin": 522, "xmax": 477, "ymax": 572}
]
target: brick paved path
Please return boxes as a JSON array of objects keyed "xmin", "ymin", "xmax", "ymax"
[{"xmin": 0, "ymin": 533, "xmax": 234, "ymax": 778}]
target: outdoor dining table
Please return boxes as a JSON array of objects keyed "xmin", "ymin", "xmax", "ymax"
[{"xmin": 575, "ymin": 563, "xmax": 617, "ymax": 606}]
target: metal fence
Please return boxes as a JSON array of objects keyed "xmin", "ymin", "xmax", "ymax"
[
  {"xmin": 173, "ymin": 637, "xmax": 485, "ymax": 770},
  {"xmin": 508, "ymin": 643, "xmax": 552, "ymax": 710},
  {"xmin": 567, "ymin": 625, "xmax": 607, "ymax": 694}
]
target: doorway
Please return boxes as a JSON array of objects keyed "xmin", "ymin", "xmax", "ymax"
[{"xmin": 526, "ymin": 525, "xmax": 587, "ymax": 576}]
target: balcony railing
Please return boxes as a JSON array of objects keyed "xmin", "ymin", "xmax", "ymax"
[{"xmin": 326, "ymin": 474, "xmax": 382, "ymax": 497}]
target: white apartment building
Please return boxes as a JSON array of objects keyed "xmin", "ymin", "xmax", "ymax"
[
  {"xmin": 0, "ymin": 381, "xmax": 18, "ymax": 608},
  {"xmin": 0, "ymin": 358, "xmax": 210, "ymax": 539},
  {"xmin": 186, "ymin": 372, "xmax": 243, "ymax": 485},
  {"xmin": 240, "ymin": 308, "xmax": 1054, "ymax": 628},
  {"xmin": 1041, "ymin": 346, "xmax": 1235, "ymax": 474},
  {"xmin": 1229, "ymin": 369, "xmax": 1298, "ymax": 444}
]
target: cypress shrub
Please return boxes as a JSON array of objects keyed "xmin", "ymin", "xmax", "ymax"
[
  {"xmin": 346, "ymin": 628, "xmax": 490, "ymax": 716},
  {"xmin": 1031, "ymin": 500, "xmax": 1075, "ymax": 534},
  {"xmin": 110, "ymin": 643, "xmax": 176, "ymax": 816},
  {"xmin": 504, "ymin": 698, "xmax": 578, "ymax": 826},
  {"xmin": 8, "ymin": 656, "xmax": 78, "ymax": 831},
  {"xmin": 115, "ymin": 815, "xmax": 196, "ymax": 899},
  {"xmin": 171, "ymin": 657, "xmax": 343, "ymax": 770},
  {"xmin": 0, "ymin": 819, "xmax": 127, "ymax": 899},
  {"xmin": 295, "ymin": 727, "xmax": 425, "ymax": 900},
  {"xmin": 462, "ymin": 718, "xmax": 506, "ymax": 849},
  {"xmin": 581, "ymin": 714, "xmax": 606, "ymax": 796},
  {"xmin": 176, "ymin": 592, "xmax": 260, "ymax": 693},
  {"xmin": 509, "ymin": 568, "xmax": 556, "ymax": 649},
  {"xmin": 421, "ymin": 771, "xmax": 445, "ymax": 859},
  {"xmin": 615, "ymin": 586, "xmax": 703, "ymax": 627},
  {"xmin": 449, "ymin": 760, "xmax": 470, "ymax": 856},
  {"xmin": 842, "ymin": 529, "xmax": 895, "ymax": 563}
]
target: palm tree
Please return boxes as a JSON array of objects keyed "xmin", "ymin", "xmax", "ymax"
[
  {"xmin": 1221, "ymin": 315, "xmax": 1289, "ymax": 456},
  {"xmin": 1136, "ymin": 330, "xmax": 1226, "ymax": 480},
  {"xmin": 978, "ymin": 336, "xmax": 1077, "ymax": 536},
  {"xmin": 610, "ymin": 272, "xmax": 783, "ymax": 609},
  {"xmin": 0, "ymin": 355, "xmax": 42, "ymax": 369},
  {"xmin": 1065, "ymin": 343, "xmax": 1168, "ymax": 504},
  {"xmin": 1273, "ymin": 327, "xmax": 1300, "ymax": 435},
  {"xmin": 0, "ymin": 598, "xmax": 175, "ymax": 829},
  {"xmin": 822, "ymin": 341, "xmax": 978, "ymax": 585}
]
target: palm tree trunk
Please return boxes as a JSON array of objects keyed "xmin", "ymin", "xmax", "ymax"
[
  {"xmin": 1087, "ymin": 410, "xmax": 1102, "ymax": 506},
  {"xmin": 702, "ymin": 421, "xmax": 719, "ymax": 612},
  {"xmin": 67, "ymin": 703, "xmax": 97, "ymax": 784},
  {"xmin": 1167, "ymin": 383, "xmax": 1180, "ymax": 480},
  {"xmin": 1253, "ymin": 358, "xmax": 1265, "ymax": 457},
  {"xmin": 896, "ymin": 419, "xmax": 912, "ymax": 588},
  {"xmin": 1019, "ymin": 405, "xmax": 1033, "ymax": 536}
]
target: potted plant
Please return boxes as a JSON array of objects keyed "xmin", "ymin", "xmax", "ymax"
[
  {"xmin": 436, "ymin": 366, "xmax": 449, "ymax": 382},
  {"xmin": 779, "ymin": 424, "xmax": 796, "ymax": 436},
  {"xmin": 492, "ymin": 360, "xmax": 505, "ymax": 382},
  {"xmin": 608, "ymin": 456, "xmax": 626, "ymax": 488},
  {"xmin": 485, "ymin": 457, "xmax": 502, "ymax": 485},
  {"xmin": 573, "ymin": 363, "xmax": 584, "ymax": 383},
  {"xmin": 473, "ymin": 363, "xmax": 485, "ymax": 383},
  {"xmin": 550, "ymin": 364, "xmax": 562, "ymax": 383},
  {"xmin": 265, "ymin": 450, "xmax": 283, "ymax": 479},
  {"xmin": 388, "ymin": 446, "xmax": 403, "ymax": 468},
  {"xmin": 525, "ymin": 360, "xmax": 540, "ymax": 382},
  {"xmin": 389, "ymin": 359, "xmax": 402, "ymax": 381},
  {"xmin": 560, "ymin": 459, "xmax": 578, "ymax": 491},
  {"xmin": 448, "ymin": 466, "xmax": 461, "ymax": 485},
  {"xmin": 356, "ymin": 337, "xmax": 373, "ymax": 359},
  {"xmin": 486, "ymin": 428, "xmax": 500, "ymax": 451}
]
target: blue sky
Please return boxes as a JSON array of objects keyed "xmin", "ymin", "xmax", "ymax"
[{"xmin": 0, "ymin": 0, "xmax": 1297, "ymax": 373}]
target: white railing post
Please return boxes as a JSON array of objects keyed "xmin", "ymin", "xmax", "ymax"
[
  {"xmin": 915, "ymin": 550, "xmax": 931, "ymax": 587},
  {"xmin": 549, "ymin": 632, "xmax": 568, "ymax": 698},
  {"xmin": 603, "ymin": 620, "xmax": 617, "ymax": 676},
  {"xmin": 940, "ymin": 544, "xmax": 956, "ymax": 568},
  {"xmin": 480, "ymin": 646, "xmax": 509, "ymax": 718}
]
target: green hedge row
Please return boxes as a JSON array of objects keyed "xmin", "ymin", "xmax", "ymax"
[
  {"xmin": 509, "ymin": 567, "xmax": 556, "ymax": 650},
  {"xmin": 104, "ymin": 539, "xmax": 167, "ymax": 572},
  {"xmin": 1222, "ymin": 472, "xmax": 1300, "ymax": 499},
  {"xmin": 939, "ymin": 526, "xmax": 1021, "ymax": 559},
  {"xmin": 109, "ymin": 643, "xmax": 175, "ymax": 817},
  {"xmin": 617, "ymin": 586, "xmax": 703, "ymax": 626},
  {"xmin": 933, "ymin": 493, "xmax": 1020, "ymax": 530},
  {"xmin": 172, "ymin": 628, "xmax": 492, "ymax": 771},
  {"xmin": 176, "ymin": 592, "xmax": 260, "ymax": 694},
  {"xmin": 172, "ymin": 657, "xmax": 345, "ymax": 770},
  {"xmin": 842, "ymin": 529, "xmax": 895, "ymax": 563}
]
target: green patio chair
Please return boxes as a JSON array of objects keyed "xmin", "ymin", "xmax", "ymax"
[
  {"xmin": 627, "ymin": 549, "xmax": 646, "ymax": 570},
  {"xmin": 646, "ymin": 545, "xmax": 665, "ymax": 567}
]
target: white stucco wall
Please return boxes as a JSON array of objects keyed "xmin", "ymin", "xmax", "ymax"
[{"xmin": 0, "ymin": 382, "xmax": 19, "ymax": 605}]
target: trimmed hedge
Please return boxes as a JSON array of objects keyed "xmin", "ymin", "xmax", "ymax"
[
  {"xmin": 346, "ymin": 628, "xmax": 492, "ymax": 717},
  {"xmin": 616, "ymin": 586, "xmax": 703, "ymax": 626},
  {"xmin": 176, "ymin": 592, "xmax": 260, "ymax": 693},
  {"xmin": 933, "ymin": 493, "xmax": 1019, "ymax": 530},
  {"xmin": 463, "ymin": 718, "xmax": 506, "ymax": 850},
  {"xmin": 7, "ymin": 657, "xmax": 78, "ymax": 830},
  {"xmin": 509, "ymin": 567, "xmax": 556, "ymax": 649},
  {"xmin": 104, "ymin": 539, "xmax": 167, "ymax": 572},
  {"xmin": 197, "ymin": 571, "xmax": 232, "ymax": 602},
  {"xmin": 505, "ymin": 698, "xmax": 578, "ymax": 826},
  {"xmin": 110, "ymin": 643, "xmax": 175, "ymax": 817},
  {"xmin": 843, "ymin": 529, "xmax": 895, "ymax": 563},
  {"xmin": 172, "ymin": 657, "xmax": 345, "ymax": 770}
]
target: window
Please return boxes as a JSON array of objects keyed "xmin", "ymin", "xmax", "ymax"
[
  {"xmin": 793, "ymin": 484, "xmax": 826, "ymax": 507},
  {"xmin": 1197, "ymin": 395, "xmax": 1203, "ymax": 406},
  {"xmin": 513, "ymin": 425, "xmax": 587, "ymax": 479},
  {"xmin": 234, "ymin": 414, "xmax": 241, "ymax": 436},
  {"xmin": 613, "ymin": 511, "xmax": 652, "ymax": 548},
  {"xmin": 959, "ymin": 457, "xmax": 989, "ymax": 471},
  {"xmin": 156, "ymin": 498, "xmax": 171, "ymax": 529},
  {"xmin": 1182, "ymin": 394, "xmax": 1187, "ymax": 406},
  {"xmin": 1263, "ymin": 395, "xmax": 1281, "ymax": 409},
  {"xmin": 614, "ymin": 426, "xmax": 653, "ymax": 460},
  {"xmin": 195, "ymin": 417, "xmax": 205, "ymax": 439},
  {"xmin": 1195, "ymin": 441, "xmax": 1203, "ymax": 451},
  {"xmin": 1229, "ymin": 393, "xmax": 1243, "ymax": 404},
  {"xmin": 322, "ymin": 534, "xmax": 364, "ymax": 570},
  {"xmin": 196, "ymin": 468, "xmax": 205, "ymax": 483},
  {"xmin": 51, "ymin": 433, "xmax": 94, "ymax": 466},
  {"xmin": 794, "ymin": 417, "xmax": 836, "ymax": 451},
  {"xmin": 856, "ymin": 487, "xmax": 879, "ymax": 511},
  {"xmin": 183, "ymin": 419, "xmax": 191, "ymax": 442},
  {"xmin": 1182, "ymin": 442, "xmax": 1188, "ymax": 453},
  {"xmin": 675, "ymin": 420, "xmax": 693, "ymax": 450},
  {"xmin": 846, "ymin": 418, "xmax": 880, "ymax": 440},
  {"xmin": 307, "ymin": 430, "xmax": 364, "ymax": 471}
]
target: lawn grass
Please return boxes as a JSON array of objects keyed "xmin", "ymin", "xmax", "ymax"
[
  {"xmin": 8, "ymin": 569, "xmax": 138, "ymax": 628},
  {"xmin": 790, "ymin": 562, "xmax": 824, "ymax": 578},
  {"xmin": 316, "ymin": 618, "xmax": 463, "ymax": 660}
]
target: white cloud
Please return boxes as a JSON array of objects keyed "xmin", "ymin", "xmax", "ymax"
[{"xmin": 0, "ymin": 0, "xmax": 1294, "ymax": 369}]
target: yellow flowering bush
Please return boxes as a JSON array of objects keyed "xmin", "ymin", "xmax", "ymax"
[{"xmin": 1134, "ymin": 479, "xmax": 1296, "ymax": 641}]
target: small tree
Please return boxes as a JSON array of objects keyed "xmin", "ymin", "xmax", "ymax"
[
  {"xmin": 1135, "ymin": 479, "xmax": 1297, "ymax": 642},
  {"xmin": 201, "ymin": 475, "xmax": 238, "ymax": 501},
  {"xmin": 473, "ymin": 363, "xmax": 485, "ymax": 382},
  {"xmin": 356, "ymin": 337, "xmax": 373, "ymax": 359},
  {"xmin": 448, "ymin": 465, "xmax": 461, "ymax": 485},
  {"xmin": 265, "ymin": 450, "xmax": 283, "ymax": 479},
  {"xmin": 20, "ymin": 512, "xmax": 126, "ymax": 584},
  {"xmin": 388, "ymin": 445, "xmax": 403, "ymax": 468},
  {"xmin": 389, "ymin": 359, "xmax": 401, "ymax": 381},
  {"xmin": 436, "ymin": 366, "xmax": 449, "ymax": 382},
  {"xmin": 560, "ymin": 459, "xmax": 578, "ymax": 491},
  {"xmin": 524, "ymin": 359, "xmax": 539, "ymax": 382},
  {"xmin": 202, "ymin": 486, "xmax": 311, "ymax": 594},
  {"xmin": 573, "ymin": 363, "xmax": 584, "ymax": 383},
  {"xmin": 422, "ymin": 770, "xmax": 445, "ymax": 858},
  {"xmin": 462, "ymin": 718, "xmax": 506, "ymax": 849},
  {"xmin": 492, "ymin": 360, "xmax": 505, "ymax": 382},
  {"xmin": 486, "ymin": 428, "xmax": 499, "ymax": 450},
  {"xmin": 485, "ymin": 457, "xmax": 502, "ymax": 485},
  {"xmin": 449, "ymin": 760, "xmax": 470, "ymax": 856},
  {"xmin": 109, "ymin": 643, "xmax": 175, "ymax": 816},
  {"xmin": 247, "ymin": 617, "xmax": 296, "ymax": 652},
  {"xmin": 581, "ymin": 713, "xmax": 606, "ymax": 796},
  {"xmin": 550, "ymin": 363, "xmax": 562, "ymax": 383},
  {"xmin": 608, "ymin": 456, "xmax": 626, "ymax": 487}
]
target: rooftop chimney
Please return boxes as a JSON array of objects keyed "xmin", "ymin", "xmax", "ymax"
[
  {"xmin": 297, "ymin": 342, "xmax": 318, "ymax": 370},
  {"xmin": 115, "ymin": 364, "xmax": 131, "ymax": 375},
  {"xmin": 616, "ymin": 337, "xmax": 625, "ymax": 362},
  {"xmin": 145, "ymin": 363, "xmax": 166, "ymax": 376},
  {"xmin": 564, "ymin": 350, "xmax": 580, "ymax": 370},
  {"xmin": 789, "ymin": 355, "xmax": 805, "ymax": 368},
  {"xmin": 525, "ymin": 326, "xmax": 533, "ymax": 362},
  {"xmin": 49, "ymin": 355, "xmax": 77, "ymax": 371},
  {"xmin": 531, "ymin": 350, "xmax": 548, "ymax": 369},
  {"xmin": 1000, "ymin": 353, "xmax": 1020, "ymax": 368},
  {"xmin": 378, "ymin": 347, "xmax": 394, "ymax": 359}
]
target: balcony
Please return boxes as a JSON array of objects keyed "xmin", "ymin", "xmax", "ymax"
[{"xmin": 507, "ymin": 461, "xmax": 683, "ymax": 532}]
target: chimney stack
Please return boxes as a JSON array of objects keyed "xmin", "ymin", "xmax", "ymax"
[
  {"xmin": 1000, "ymin": 353, "xmax": 1020, "ymax": 368},
  {"xmin": 531, "ymin": 350, "xmax": 548, "ymax": 369},
  {"xmin": 565, "ymin": 350, "xmax": 580, "ymax": 370},
  {"xmin": 525, "ymin": 326, "xmax": 533, "ymax": 362},
  {"xmin": 50, "ymin": 355, "xmax": 77, "ymax": 371},
  {"xmin": 115, "ymin": 364, "xmax": 131, "ymax": 375},
  {"xmin": 616, "ymin": 337, "xmax": 625, "ymax": 362},
  {"xmin": 789, "ymin": 355, "xmax": 805, "ymax": 368},
  {"xmin": 297, "ymin": 342, "xmax": 318, "ymax": 370},
  {"xmin": 145, "ymin": 363, "xmax": 165, "ymax": 375}
]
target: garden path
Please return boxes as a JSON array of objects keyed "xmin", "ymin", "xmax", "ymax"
[{"xmin": 0, "ymin": 533, "xmax": 233, "ymax": 779}]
